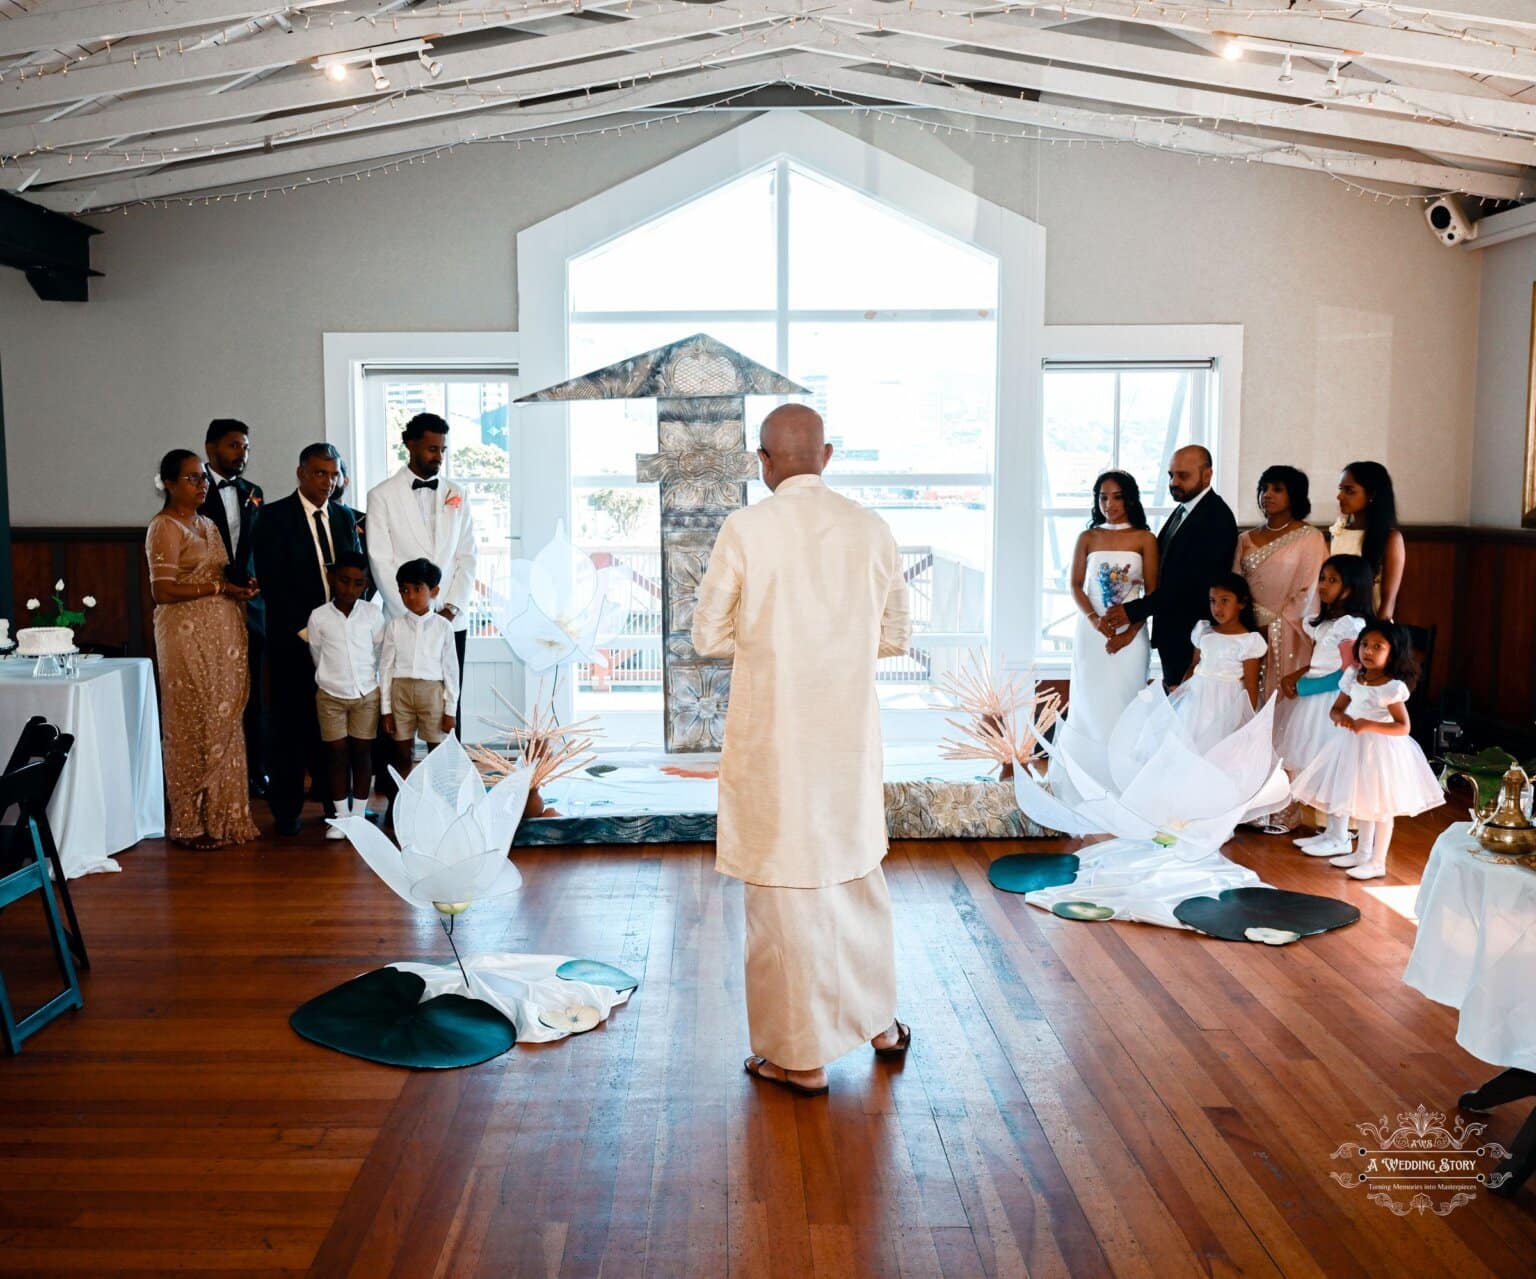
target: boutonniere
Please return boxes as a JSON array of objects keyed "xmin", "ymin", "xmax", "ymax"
[
  {"xmin": 248, "ymin": 493, "xmax": 262, "ymax": 508},
  {"xmin": 444, "ymin": 492, "xmax": 463, "ymax": 511}
]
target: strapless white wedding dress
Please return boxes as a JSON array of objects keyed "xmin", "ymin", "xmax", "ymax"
[{"xmin": 1064, "ymin": 550, "xmax": 1150, "ymax": 745}]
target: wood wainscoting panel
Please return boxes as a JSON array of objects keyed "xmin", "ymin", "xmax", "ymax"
[{"xmin": 11, "ymin": 528, "xmax": 153, "ymax": 657}]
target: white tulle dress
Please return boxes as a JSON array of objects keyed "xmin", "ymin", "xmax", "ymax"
[
  {"xmin": 1274, "ymin": 614, "xmax": 1366, "ymax": 773},
  {"xmin": 1289, "ymin": 669, "xmax": 1443, "ymax": 822},
  {"xmin": 1168, "ymin": 623, "xmax": 1267, "ymax": 754}
]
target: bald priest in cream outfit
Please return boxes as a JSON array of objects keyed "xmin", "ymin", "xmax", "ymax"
[{"xmin": 692, "ymin": 403, "xmax": 913, "ymax": 1096}]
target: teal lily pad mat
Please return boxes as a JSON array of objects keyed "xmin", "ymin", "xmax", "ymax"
[{"xmin": 291, "ymin": 967, "xmax": 516, "ymax": 1068}]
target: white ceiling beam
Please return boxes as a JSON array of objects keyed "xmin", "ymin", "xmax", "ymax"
[
  {"xmin": 1048, "ymin": 0, "xmax": 1536, "ymax": 80},
  {"xmin": 0, "ymin": 4, "xmax": 766, "ymax": 156},
  {"xmin": 0, "ymin": 0, "xmax": 571, "ymax": 114},
  {"xmin": 0, "ymin": 0, "xmax": 337, "ymax": 60},
  {"xmin": 829, "ymin": 7, "xmax": 1536, "ymax": 134},
  {"xmin": 0, "ymin": 25, "xmax": 796, "ymax": 185},
  {"xmin": 796, "ymin": 61, "xmax": 1532, "ymax": 200},
  {"xmin": 22, "ymin": 56, "xmax": 793, "ymax": 209},
  {"xmin": 810, "ymin": 32, "xmax": 1536, "ymax": 167},
  {"xmin": 1375, "ymin": 1, "xmax": 1536, "ymax": 34}
]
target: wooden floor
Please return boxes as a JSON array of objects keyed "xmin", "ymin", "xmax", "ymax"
[{"xmin": 1, "ymin": 808, "xmax": 1534, "ymax": 1277}]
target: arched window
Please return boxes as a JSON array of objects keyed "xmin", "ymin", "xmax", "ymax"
[{"xmin": 518, "ymin": 115, "xmax": 1043, "ymax": 736}]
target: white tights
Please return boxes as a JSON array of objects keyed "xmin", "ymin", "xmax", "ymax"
[{"xmin": 1339, "ymin": 817, "xmax": 1394, "ymax": 871}]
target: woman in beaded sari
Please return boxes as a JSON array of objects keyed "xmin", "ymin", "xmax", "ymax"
[
  {"xmin": 146, "ymin": 449, "xmax": 262, "ymax": 849},
  {"xmin": 1235, "ymin": 465, "xmax": 1329, "ymax": 704}
]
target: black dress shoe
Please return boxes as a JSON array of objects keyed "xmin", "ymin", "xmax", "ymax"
[
  {"xmin": 249, "ymin": 774, "xmax": 269, "ymax": 799},
  {"xmin": 274, "ymin": 817, "xmax": 302, "ymax": 838}
]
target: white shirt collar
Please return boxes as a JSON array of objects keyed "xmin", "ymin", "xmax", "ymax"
[{"xmin": 298, "ymin": 491, "xmax": 329, "ymax": 519}]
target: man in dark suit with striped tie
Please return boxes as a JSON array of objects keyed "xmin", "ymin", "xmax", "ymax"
[
  {"xmin": 1103, "ymin": 445, "xmax": 1237, "ymax": 690},
  {"xmin": 252, "ymin": 443, "xmax": 360, "ymax": 836},
  {"xmin": 200, "ymin": 419, "xmax": 267, "ymax": 798}
]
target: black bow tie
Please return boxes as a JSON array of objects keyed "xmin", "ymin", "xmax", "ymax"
[
  {"xmin": 412, "ymin": 478, "xmax": 438, "ymax": 491},
  {"xmin": 216, "ymin": 479, "xmax": 237, "ymax": 490}
]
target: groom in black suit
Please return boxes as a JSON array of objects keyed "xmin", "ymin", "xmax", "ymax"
[
  {"xmin": 200, "ymin": 419, "xmax": 267, "ymax": 797},
  {"xmin": 1104, "ymin": 445, "xmax": 1237, "ymax": 689},
  {"xmin": 252, "ymin": 443, "xmax": 360, "ymax": 836}
]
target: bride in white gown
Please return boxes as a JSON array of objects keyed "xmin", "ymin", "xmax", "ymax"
[{"xmin": 1061, "ymin": 471, "xmax": 1160, "ymax": 748}]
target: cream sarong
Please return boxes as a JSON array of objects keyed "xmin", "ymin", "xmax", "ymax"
[{"xmin": 744, "ymin": 865, "xmax": 897, "ymax": 1071}]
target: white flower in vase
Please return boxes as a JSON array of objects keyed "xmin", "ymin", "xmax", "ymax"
[
  {"xmin": 54, "ymin": 579, "xmax": 64, "ymax": 592},
  {"xmin": 83, "ymin": 596, "xmax": 97, "ymax": 608},
  {"xmin": 25, "ymin": 598, "xmax": 39, "ymax": 611}
]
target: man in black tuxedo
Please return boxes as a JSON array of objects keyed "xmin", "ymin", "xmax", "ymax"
[
  {"xmin": 252, "ymin": 443, "xmax": 360, "ymax": 836},
  {"xmin": 200, "ymin": 419, "xmax": 267, "ymax": 798},
  {"xmin": 1103, "ymin": 445, "xmax": 1237, "ymax": 690}
]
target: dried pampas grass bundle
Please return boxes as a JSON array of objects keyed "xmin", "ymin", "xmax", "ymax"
[{"xmin": 931, "ymin": 652, "xmax": 1059, "ymax": 779}]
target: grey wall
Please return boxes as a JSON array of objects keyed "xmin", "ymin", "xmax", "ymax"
[
  {"xmin": 1470, "ymin": 234, "xmax": 1536, "ymax": 527},
  {"xmin": 0, "ymin": 111, "xmax": 1482, "ymax": 528}
]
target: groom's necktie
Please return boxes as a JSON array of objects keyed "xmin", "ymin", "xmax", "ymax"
[{"xmin": 1160, "ymin": 504, "xmax": 1188, "ymax": 548}]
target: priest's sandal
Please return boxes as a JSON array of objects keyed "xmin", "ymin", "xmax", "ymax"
[
  {"xmin": 873, "ymin": 1020, "xmax": 912, "ymax": 1056},
  {"xmin": 744, "ymin": 1056, "xmax": 829, "ymax": 1096}
]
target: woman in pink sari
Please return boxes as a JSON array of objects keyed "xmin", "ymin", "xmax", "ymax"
[{"xmin": 1235, "ymin": 465, "xmax": 1328, "ymax": 831}]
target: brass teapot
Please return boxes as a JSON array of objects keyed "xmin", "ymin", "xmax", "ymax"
[{"xmin": 1471, "ymin": 763, "xmax": 1536, "ymax": 857}]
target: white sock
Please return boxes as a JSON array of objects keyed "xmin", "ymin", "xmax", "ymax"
[{"xmin": 1324, "ymin": 812, "xmax": 1350, "ymax": 842}]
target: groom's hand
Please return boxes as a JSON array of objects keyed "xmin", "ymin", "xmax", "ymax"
[{"xmin": 1101, "ymin": 603, "xmax": 1129, "ymax": 632}]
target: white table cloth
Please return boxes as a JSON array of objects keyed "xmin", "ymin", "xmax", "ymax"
[
  {"xmin": 1403, "ymin": 821, "xmax": 1536, "ymax": 1071},
  {"xmin": 0, "ymin": 657, "xmax": 164, "ymax": 877}
]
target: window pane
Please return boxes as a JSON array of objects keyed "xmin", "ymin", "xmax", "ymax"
[
  {"xmin": 572, "ymin": 485, "xmax": 664, "ymax": 706},
  {"xmin": 788, "ymin": 166, "xmax": 997, "ymax": 311},
  {"xmin": 569, "ymin": 166, "xmax": 776, "ymax": 313},
  {"xmin": 568, "ymin": 322, "xmax": 777, "ymax": 479},
  {"xmin": 382, "ymin": 381, "xmax": 445, "ymax": 479},
  {"xmin": 460, "ymin": 481, "xmax": 514, "ymax": 637},
  {"xmin": 787, "ymin": 321, "xmax": 995, "ymax": 474},
  {"xmin": 831, "ymin": 484, "xmax": 990, "ymax": 636},
  {"xmin": 1117, "ymin": 369, "xmax": 1194, "ymax": 505},
  {"xmin": 378, "ymin": 379, "xmax": 511, "ymax": 482},
  {"xmin": 1038, "ymin": 513, "xmax": 1087, "ymax": 655},
  {"xmin": 1041, "ymin": 369, "xmax": 1114, "ymax": 509}
]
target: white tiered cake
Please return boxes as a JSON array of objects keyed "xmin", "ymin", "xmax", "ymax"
[{"xmin": 17, "ymin": 627, "xmax": 75, "ymax": 656}]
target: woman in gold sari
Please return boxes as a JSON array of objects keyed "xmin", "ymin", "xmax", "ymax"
[{"xmin": 146, "ymin": 449, "xmax": 261, "ymax": 849}]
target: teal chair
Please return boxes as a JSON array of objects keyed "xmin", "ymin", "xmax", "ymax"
[{"xmin": 0, "ymin": 749, "xmax": 83, "ymax": 1053}]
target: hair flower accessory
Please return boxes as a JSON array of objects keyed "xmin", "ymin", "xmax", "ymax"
[{"xmin": 153, "ymin": 475, "xmax": 166, "ymax": 493}]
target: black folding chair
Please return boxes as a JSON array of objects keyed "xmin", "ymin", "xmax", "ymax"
[
  {"xmin": 0, "ymin": 751, "xmax": 84, "ymax": 1052},
  {"xmin": 0, "ymin": 718, "xmax": 86, "ymax": 968}
]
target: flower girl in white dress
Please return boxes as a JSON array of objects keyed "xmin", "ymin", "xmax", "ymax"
[
  {"xmin": 1278, "ymin": 554, "xmax": 1373, "ymax": 857},
  {"xmin": 1168, "ymin": 573, "xmax": 1267, "ymax": 753},
  {"xmin": 1290, "ymin": 621, "xmax": 1443, "ymax": 881}
]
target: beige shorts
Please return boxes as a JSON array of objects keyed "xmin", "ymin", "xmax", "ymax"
[
  {"xmin": 316, "ymin": 687, "xmax": 381, "ymax": 742},
  {"xmin": 389, "ymin": 677, "xmax": 447, "ymax": 743}
]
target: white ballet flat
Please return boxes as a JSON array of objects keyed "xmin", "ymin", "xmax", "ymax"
[
  {"xmin": 1345, "ymin": 862, "xmax": 1386, "ymax": 881},
  {"xmin": 1329, "ymin": 850, "xmax": 1367, "ymax": 868},
  {"xmin": 1302, "ymin": 839, "xmax": 1354, "ymax": 858}
]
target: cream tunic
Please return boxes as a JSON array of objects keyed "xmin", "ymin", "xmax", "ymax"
[{"xmin": 692, "ymin": 473, "xmax": 912, "ymax": 888}]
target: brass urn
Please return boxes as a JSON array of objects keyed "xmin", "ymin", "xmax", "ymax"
[{"xmin": 1474, "ymin": 764, "xmax": 1536, "ymax": 857}]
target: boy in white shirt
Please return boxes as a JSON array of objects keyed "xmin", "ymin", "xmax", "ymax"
[
  {"xmin": 307, "ymin": 551, "xmax": 386, "ymax": 838},
  {"xmin": 379, "ymin": 557, "xmax": 460, "ymax": 781}
]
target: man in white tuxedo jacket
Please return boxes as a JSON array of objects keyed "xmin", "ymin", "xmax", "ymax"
[{"xmin": 364, "ymin": 412, "xmax": 477, "ymax": 726}]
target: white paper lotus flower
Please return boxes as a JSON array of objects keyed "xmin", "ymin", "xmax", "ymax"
[
  {"xmin": 1018, "ymin": 685, "xmax": 1289, "ymax": 860},
  {"xmin": 1012, "ymin": 686, "xmax": 1290, "ymax": 930},
  {"xmin": 327, "ymin": 736, "xmax": 533, "ymax": 913},
  {"xmin": 490, "ymin": 521, "xmax": 632, "ymax": 672}
]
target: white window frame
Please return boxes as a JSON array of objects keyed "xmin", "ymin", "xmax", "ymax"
[
  {"xmin": 518, "ymin": 112, "xmax": 1045, "ymax": 734},
  {"xmin": 320, "ymin": 331, "xmax": 521, "ymax": 690},
  {"xmin": 1034, "ymin": 323, "xmax": 1243, "ymax": 676}
]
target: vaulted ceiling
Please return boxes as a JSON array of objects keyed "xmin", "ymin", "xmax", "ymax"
[{"xmin": 1, "ymin": 0, "xmax": 1534, "ymax": 214}]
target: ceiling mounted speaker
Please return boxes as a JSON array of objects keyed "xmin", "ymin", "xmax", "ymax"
[{"xmin": 1425, "ymin": 196, "xmax": 1477, "ymax": 247}]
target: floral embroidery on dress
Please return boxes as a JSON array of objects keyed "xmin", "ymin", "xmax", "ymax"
[{"xmin": 1096, "ymin": 561, "xmax": 1135, "ymax": 609}]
